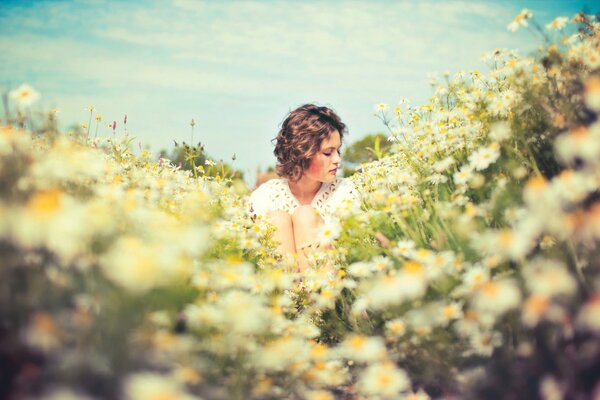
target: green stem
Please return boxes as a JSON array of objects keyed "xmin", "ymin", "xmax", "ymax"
[
  {"xmin": 191, "ymin": 158, "xmax": 198, "ymax": 179},
  {"xmin": 523, "ymin": 141, "xmax": 543, "ymax": 176},
  {"xmin": 87, "ymin": 109, "xmax": 93, "ymax": 138},
  {"xmin": 566, "ymin": 239, "xmax": 589, "ymax": 293}
]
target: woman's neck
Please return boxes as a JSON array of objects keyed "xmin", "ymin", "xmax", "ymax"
[{"xmin": 287, "ymin": 175, "xmax": 322, "ymax": 204}]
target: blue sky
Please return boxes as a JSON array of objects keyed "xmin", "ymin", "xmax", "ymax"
[{"xmin": 0, "ymin": 0, "xmax": 596, "ymax": 185}]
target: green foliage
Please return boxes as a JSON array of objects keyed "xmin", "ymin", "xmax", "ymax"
[
  {"xmin": 159, "ymin": 143, "xmax": 244, "ymax": 181},
  {"xmin": 342, "ymin": 133, "xmax": 392, "ymax": 177},
  {"xmin": 344, "ymin": 133, "xmax": 392, "ymax": 164}
]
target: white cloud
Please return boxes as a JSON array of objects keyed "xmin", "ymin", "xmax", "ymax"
[
  {"xmin": 0, "ymin": 0, "xmax": 552, "ymax": 185},
  {"xmin": 96, "ymin": 1, "xmax": 520, "ymax": 70}
]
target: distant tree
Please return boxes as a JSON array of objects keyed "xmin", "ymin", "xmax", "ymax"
[
  {"xmin": 158, "ymin": 142, "xmax": 244, "ymax": 181},
  {"xmin": 342, "ymin": 133, "xmax": 391, "ymax": 177},
  {"xmin": 254, "ymin": 165, "xmax": 279, "ymax": 190}
]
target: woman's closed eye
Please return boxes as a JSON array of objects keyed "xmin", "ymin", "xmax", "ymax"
[{"xmin": 323, "ymin": 150, "xmax": 341, "ymax": 157}]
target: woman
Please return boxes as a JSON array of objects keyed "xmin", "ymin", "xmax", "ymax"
[{"xmin": 248, "ymin": 104, "xmax": 361, "ymax": 271}]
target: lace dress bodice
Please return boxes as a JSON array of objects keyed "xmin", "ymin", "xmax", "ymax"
[{"xmin": 248, "ymin": 177, "xmax": 360, "ymax": 222}]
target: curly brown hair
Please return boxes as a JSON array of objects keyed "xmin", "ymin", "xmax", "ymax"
[{"xmin": 273, "ymin": 104, "xmax": 347, "ymax": 182}]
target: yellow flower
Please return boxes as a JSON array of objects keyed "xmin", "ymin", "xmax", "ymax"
[{"xmin": 27, "ymin": 189, "xmax": 63, "ymax": 217}]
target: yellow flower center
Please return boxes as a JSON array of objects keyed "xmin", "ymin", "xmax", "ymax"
[
  {"xmin": 525, "ymin": 295, "xmax": 549, "ymax": 315},
  {"xmin": 443, "ymin": 305, "xmax": 456, "ymax": 318},
  {"xmin": 404, "ymin": 261, "xmax": 423, "ymax": 275},
  {"xmin": 27, "ymin": 189, "xmax": 62, "ymax": 216},
  {"xmin": 348, "ymin": 335, "xmax": 366, "ymax": 349},
  {"xmin": 482, "ymin": 282, "xmax": 499, "ymax": 297},
  {"xmin": 526, "ymin": 175, "xmax": 548, "ymax": 191}
]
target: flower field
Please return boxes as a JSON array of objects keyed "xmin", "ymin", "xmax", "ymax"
[{"xmin": 1, "ymin": 12, "xmax": 600, "ymax": 400}]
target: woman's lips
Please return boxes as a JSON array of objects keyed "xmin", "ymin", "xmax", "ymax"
[{"xmin": 329, "ymin": 168, "xmax": 337, "ymax": 174}]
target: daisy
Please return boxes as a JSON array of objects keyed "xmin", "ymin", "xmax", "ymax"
[
  {"xmin": 441, "ymin": 301, "xmax": 464, "ymax": 323},
  {"xmin": 453, "ymin": 166, "xmax": 473, "ymax": 186},
  {"xmin": 124, "ymin": 372, "xmax": 198, "ymax": 400},
  {"xmin": 392, "ymin": 239, "xmax": 416, "ymax": 258},
  {"xmin": 385, "ymin": 318, "xmax": 407, "ymax": 338},
  {"xmin": 23, "ymin": 312, "xmax": 61, "ymax": 352},
  {"xmin": 539, "ymin": 376, "xmax": 565, "ymax": 400},
  {"xmin": 365, "ymin": 268, "xmax": 427, "ymax": 310},
  {"xmin": 468, "ymin": 330, "xmax": 502, "ymax": 356},
  {"xmin": 433, "ymin": 156, "xmax": 455, "ymax": 173},
  {"xmin": 507, "ymin": 9, "xmax": 532, "ymax": 32},
  {"xmin": 357, "ymin": 361, "xmax": 410, "ymax": 398},
  {"xmin": 545, "ymin": 16, "xmax": 568, "ymax": 30},
  {"xmin": 555, "ymin": 124, "xmax": 600, "ymax": 166},
  {"xmin": 10, "ymin": 83, "xmax": 41, "ymax": 107},
  {"xmin": 404, "ymin": 389, "xmax": 431, "ymax": 400},
  {"xmin": 347, "ymin": 261, "xmax": 376, "ymax": 278},
  {"xmin": 304, "ymin": 390, "xmax": 335, "ymax": 400},
  {"xmin": 338, "ymin": 335, "xmax": 387, "ymax": 363},
  {"xmin": 472, "ymin": 279, "xmax": 522, "ymax": 318},
  {"xmin": 426, "ymin": 173, "xmax": 448, "ymax": 185},
  {"xmin": 468, "ymin": 145, "xmax": 500, "ymax": 171},
  {"xmin": 317, "ymin": 219, "xmax": 341, "ymax": 246},
  {"xmin": 374, "ymin": 103, "xmax": 388, "ymax": 113},
  {"xmin": 489, "ymin": 121, "xmax": 511, "ymax": 142},
  {"xmin": 576, "ymin": 294, "xmax": 600, "ymax": 332},
  {"xmin": 521, "ymin": 294, "xmax": 550, "ymax": 327},
  {"xmin": 584, "ymin": 75, "xmax": 600, "ymax": 112},
  {"xmin": 522, "ymin": 258, "xmax": 576, "ymax": 298},
  {"xmin": 463, "ymin": 266, "xmax": 490, "ymax": 289},
  {"xmin": 257, "ymin": 336, "xmax": 310, "ymax": 371}
]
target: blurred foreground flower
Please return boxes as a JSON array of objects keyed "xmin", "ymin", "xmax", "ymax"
[
  {"xmin": 9, "ymin": 83, "xmax": 41, "ymax": 107},
  {"xmin": 507, "ymin": 9, "xmax": 532, "ymax": 31}
]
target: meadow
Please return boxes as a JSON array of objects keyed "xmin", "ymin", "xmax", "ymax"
[{"xmin": 1, "ymin": 11, "xmax": 599, "ymax": 400}]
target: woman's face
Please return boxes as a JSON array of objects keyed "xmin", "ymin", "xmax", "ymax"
[{"xmin": 304, "ymin": 129, "xmax": 342, "ymax": 182}]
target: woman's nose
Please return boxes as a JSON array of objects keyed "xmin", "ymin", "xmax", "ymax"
[{"xmin": 333, "ymin": 152, "xmax": 341, "ymax": 164}]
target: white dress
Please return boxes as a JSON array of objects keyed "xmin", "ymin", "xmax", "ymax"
[{"xmin": 248, "ymin": 177, "xmax": 361, "ymax": 224}]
